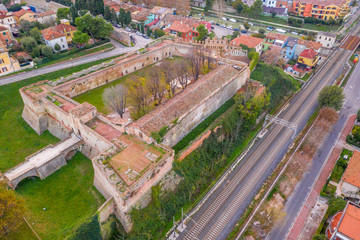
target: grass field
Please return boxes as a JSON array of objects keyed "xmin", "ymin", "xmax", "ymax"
[
  {"xmin": 0, "ymin": 56, "xmax": 119, "ymax": 171},
  {"xmin": 4, "ymin": 153, "xmax": 105, "ymax": 240}
]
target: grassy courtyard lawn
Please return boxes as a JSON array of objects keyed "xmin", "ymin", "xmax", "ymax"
[
  {"xmin": 329, "ymin": 148, "xmax": 353, "ymax": 183},
  {"xmin": 0, "ymin": 56, "xmax": 119, "ymax": 171},
  {"xmin": 7, "ymin": 153, "xmax": 105, "ymax": 240}
]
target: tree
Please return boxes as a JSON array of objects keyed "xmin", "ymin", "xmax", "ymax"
[
  {"xmin": 177, "ymin": 60, "xmax": 190, "ymax": 88},
  {"xmin": 31, "ymin": 46, "xmax": 40, "ymax": 58},
  {"xmin": 75, "ymin": 14, "xmax": 113, "ymax": 41},
  {"xmin": 146, "ymin": 68, "xmax": 167, "ymax": 104},
  {"xmin": 259, "ymin": 28, "xmax": 265, "ymax": 34},
  {"xmin": 250, "ymin": 0, "xmax": 263, "ymax": 15},
  {"xmin": 110, "ymin": 9, "xmax": 117, "ymax": 24},
  {"xmin": 41, "ymin": 45, "xmax": 53, "ymax": 58},
  {"xmin": 104, "ymin": 6, "xmax": 111, "ymax": 21},
  {"xmin": 127, "ymin": 77, "xmax": 149, "ymax": 119},
  {"xmin": 29, "ymin": 27, "xmax": 42, "ymax": 43},
  {"xmin": 146, "ymin": 27, "xmax": 152, "ymax": 37},
  {"xmin": 124, "ymin": 10, "xmax": 132, "ymax": 26},
  {"xmin": 357, "ymin": 109, "xmax": 360, "ymax": 121},
  {"xmin": 57, "ymin": 8, "xmax": 70, "ymax": 19},
  {"xmin": 54, "ymin": 43, "xmax": 61, "ymax": 51},
  {"xmin": 243, "ymin": 22, "xmax": 250, "ymax": 30},
  {"xmin": 187, "ymin": 47, "xmax": 205, "ymax": 81},
  {"xmin": 0, "ymin": 184, "xmax": 25, "ymax": 237},
  {"xmin": 313, "ymin": 234, "xmax": 326, "ymax": 240},
  {"xmin": 196, "ymin": 24, "xmax": 208, "ymax": 41},
  {"xmin": 230, "ymin": 30, "xmax": 239, "ymax": 40},
  {"xmin": 72, "ymin": 31, "xmax": 90, "ymax": 46},
  {"xmin": 160, "ymin": 60, "xmax": 177, "ymax": 97},
  {"xmin": 154, "ymin": 29, "xmax": 165, "ymax": 39},
  {"xmin": 140, "ymin": 23, "xmax": 145, "ymax": 34},
  {"xmin": 271, "ymin": 12, "xmax": 277, "ymax": 18},
  {"xmin": 103, "ymin": 84, "xmax": 128, "ymax": 118},
  {"xmin": 318, "ymin": 86, "xmax": 345, "ymax": 111},
  {"xmin": 118, "ymin": 8, "xmax": 126, "ymax": 26},
  {"xmin": 20, "ymin": 36, "xmax": 37, "ymax": 52},
  {"xmin": 204, "ymin": 0, "xmax": 214, "ymax": 13},
  {"xmin": 70, "ymin": 5, "xmax": 79, "ymax": 23}
]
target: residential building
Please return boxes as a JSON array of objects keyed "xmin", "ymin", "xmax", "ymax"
[
  {"xmin": 291, "ymin": 0, "xmax": 351, "ymax": 20},
  {"xmin": 167, "ymin": 20, "xmax": 197, "ymax": 40},
  {"xmin": 263, "ymin": 32, "xmax": 288, "ymax": 50},
  {"xmin": 0, "ymin": 26, "xmax": 12, "ymax": 47},
  {"xmin": 0, "ymin": 50, "xmax": 20, "ymax": 76},
  {"xmin": 230, "ymin": 35, "xmax": 264, "ymax": 53},
  {"xmin": 35, "ymin": 10, "xmax": 56, "ymax": 24},
  {"xmin": 276, "ymin": 0, "xmax": 289, "ymax": 8},
  {"xmin": 51, "ymin": 22, "xmax": 77, "ymax": 44},
  {"xmin": 298, "ymin": 48, "xmax": 319, "ymax": 67},
  {"xmin": 282, "ymin": 37, "xmax": 298, "ymax": 59},
  {"xmin": 41, "ymin": 28, "xmax": 68, "ymax": 51},
  {"xmin": 13, "ymin": 9, "xmax": 36, "ymax": 22},
  {"xmin": 131, "ymin": 8, "xmax": 152, "ymax": 23},
  {"xmin": 263, "ymin": 0, "xmax": 277, "ymax": 8},
  {"xmin": 192, "ymin": 0, "xmax": 206, "ymax": 8},
  {"xmin": 338, "ymin": 150, "xmax": 360, "ymax": 203},
  {"xmin": 0, "ymin": 10, "xmax": 15, "ymax": 28},
  {"xmin": 0, "ymin": 4, "xmax": 7, "ymax": 12},
  {"xmin": 294, "ymin": 39, "xmax": 322, "ymax": 58},
  {"xmin": 316, "ymin": 31, "xmax": 337, "ymax": 48},
  {"xmin": 263, "ymin": 6, "xmax": 288, "ymax": 15},
  {"xmin": 150, "ymin": 6, "xmax": 173, "ymax": 19},
  {"xmin": 327, "ymin": 201, "xmax": 360, "ymax": 240}
]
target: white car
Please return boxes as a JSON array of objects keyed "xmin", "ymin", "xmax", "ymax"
[
  {"xmin": 227, "ymin": 26, "xmax": 233, "ymax": 30},
  {"xmin": 229, "ymin": 18, "xmax": 236, "ymax": 23},
  {"xmin": 222, "ymin": 17, "xmax": 227, "ymax": 21},
  {"xmin": 276, "ymin": 28, "xmax": 286, "ymax": 33},
  {"xmin": 220, "ymin": 24, "xmax": 226, "ymax": 28},
  {"xmin": 291, "ymin": 31, "xmax": 299, "ymax": 35},
  {"xmin": 248, "ymin": 22, "xmax": 254, "ymax": 26}
]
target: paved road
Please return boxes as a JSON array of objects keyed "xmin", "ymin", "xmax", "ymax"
[
  {"xmin": 176, "ymin": 22, "xmax": 359, "ymax": 240},
  {"xmin": 0, "ymin": 35, "xmax": 152, "ymax": 86},
  {"xmin": 268, "ymin": 51, "xmax": 360, "ymax": 240}
]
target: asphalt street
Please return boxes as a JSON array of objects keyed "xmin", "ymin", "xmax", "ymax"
[
  {"xmin": 176, "ymin": 26, "xmax": 358, "ymax": 240},
  {"xmin": 268, "ymin": 54, "xmax": 360, "ymax": 240},
  {"xmin": 0, "ymin": 34, "xmax": 152, "ymax": 86}
]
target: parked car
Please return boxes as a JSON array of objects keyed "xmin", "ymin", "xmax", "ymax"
[
  {"xmin": 229, "ymin": 18, "xmax": 236, "ymax": 23},
  {"xmin": 143, "ymin": 34, "xmax": 150, "ymax": 39},
  {"xmin": 211, "ymin": 26, "xmax": 215, "ymax": 29},
  {"xmin": 125, "ymin": 27, "xmax": 131, "ymax": 32},
  {"xmin": 241, "ymin": 30, "xmax": 247, "ymax": 34},
  {"xmin": 227, "ymin": 25, "xmax": 233, "ymax": 30},
  {"xmin": 136, "ymin": 31, "xmax": 142, "ymax": 36},
  {"xmin": 233, "ymin": 28, "xmax": 240, "ymax": 31},
  {"xmin": 220, "ymin": 24, "xmax": 226, "ymax": 28},
  {"xmin": 291, "ymin": 31, "xmax": 299, "ymax": 35},
  {"xmin": 222, "ymin": 17, "xmax": 227, "ymax": 21},
  {"xmin": 276, "ymin": 28, "xmax": 286, "ymax": 33},
  {"xmin": 266, "ymin": 26, "xmax": 274, "ymax": 31},
  {"xmin": 215, "ymin": 22, "xmax": 220, "ymax": 26},
  {"xmin": 115, "ymin": 24, "xmax": 121, "ymax": 28},
  {"xmin": 248, "ymin": 22, "xmax": 254, "ymax": 26}
]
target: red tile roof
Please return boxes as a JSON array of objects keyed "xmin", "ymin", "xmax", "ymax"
[
  {"xmin": 338, "ymin": 203, "xmax": 360, "ymax": 240},
  {"xmin": 298, "ymin": 39, "xmax": 322, "ymax": 50},
  {"xmin": 13, "ymin": 9, "xmax": 34, "ymax": 18},
  {"xmin": 299, "ymin": 48, "xmax": 318, "ymax": 59},
  {"xmin": 266, "ymin": 32, "xmax": 288, "ymax": 41},
  {"xmin": 36, "ymin": 10, "xmax": 56, "ymax": 18},
  {"xmin": 51, "ymin": 23, "xmax": 77, "ymax": 34},
  {"xmin": 0, "ymin": 10, "xmax": 12, "ymax": 19},
  {"xmin": 0, "ymin": 26, "xmax": 7, "ymax": 31},
  {"xmin": 168, "ymin": 20, "xmax": 192, "ymax": 33},
  {"xmin": 41, "ymin": 28, "xmax": 65, "ymax": 40},
  {"xmin": 342, "ymin": 150, "xmax": 360, "ymax": 188},
  {"xmin": 230, "ymin": 35, "xmax": 264, "ymax": 49}
]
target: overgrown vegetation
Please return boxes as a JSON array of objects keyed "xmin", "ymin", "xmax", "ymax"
[
  {"xmin": 173, "ymin": 98, "xmax": 235, "ymax": 153},
  {"xmin": 251, "ymin": 62, "xmax": 301, "ymax": 109},
  {"xmin": 329, "ymin": 149, "xmax": 353, "ymax": 183},
  {"xmin": 126, "ymin": 91, "xmax": 270, "ymax": 239},
  {"xmin": 67, "ymin": 214, "xmax": 101, "ymax": 240}
]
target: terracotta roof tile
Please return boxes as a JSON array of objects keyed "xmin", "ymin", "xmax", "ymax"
[
  {"xmin": 51, "ymin": 23, "xmax": 77, "ymax": 33},
  {"xmin": 338, "ymin": 203, "xmax": 360, "ymax": 240},
  {"xmin": 299, "ymin": 48, "xmax": 318, "ymax": 59},
  {"xmin": 13, "ymin": 9, "xmax": 34, "ymax": 18},
  {"xmin": 342, "ymin": 150, "xmax": 360, "ymax": 188},
  {"xmin": 231, "ymin": 35, "xmax": 263, "ymax": 49},
  {"xmin": 266, "ymin": 32, "xmax": 288, "ymax": 41},
  {"xmin": 168, "ymin": 20, "xmax": 192, "ymax": 33},
  {"xmin": 41, "ymin": 28, "xmax": 65, "ymax": 40},
  {"xmin": 298, "ymin": 39, "xmax": 322, "ymax": 50},
  {"xmin": 36, "ymin": 10, "xmax": 56, "ymax": 18}
]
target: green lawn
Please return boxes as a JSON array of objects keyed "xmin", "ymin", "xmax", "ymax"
[
  {"xmin": 5, "ymin": 153, "xmax": 105, "ymax": 240},
  {"xmin": 329, "ymin": 148, "xmax": 353, "ymax": 183},
  {"xmin": 0, "ymin": 56, "xmax": 120, "ymax": 171},
  {"xmin": 36, "ymin": 43, "xmax": 114, "ymax": 68}
]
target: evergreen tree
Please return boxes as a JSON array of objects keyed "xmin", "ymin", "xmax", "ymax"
[
  {"xmin": 125, "ymin": 10, "xmax": 131, "ymax": 25},
  {"xmin": 95, "ymin": 0, "xmax": 104, "ymax": 16},
  {"xmin": 140, "ymin": 23, "xmax": 145, "ymax": 34},
  {"xmin": 104, "ymin": 6, "xmax": 111, "ymax": 21},
  {"xmin": 70, "ymin": 5, "xmax": 79, "ymax": 23},
  {"xmin": 118, "ymin": 8, "xmax": 126, "ymax": 26},
  {"xmin": 110, "ymin": 9, "xmax": 117, "ymax": 23}
]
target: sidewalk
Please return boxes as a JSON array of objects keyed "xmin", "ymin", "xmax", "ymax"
[{"xmin": 287, "ymin": 115, "xmax": 356, "ymax": 240}]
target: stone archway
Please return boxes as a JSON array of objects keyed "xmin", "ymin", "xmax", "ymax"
[{"xmin": 65, "ymin": 149, "xmax": 77, "ymax": 161}]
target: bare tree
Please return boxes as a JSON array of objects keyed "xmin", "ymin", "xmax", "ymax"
[
  {"xmin": 126, "ymin": 76, "xmax": 149, "ymax": 117},
  {"xmin": 177, "ymin": 60, "xmax": 190, "ymax": 89},
  {"xmin": 187, "ymin": 47, "xmax": 204, "ymax": 81},
  {"xmin": 103, "ymin": 84, "xmax": 128, "ymax": 118},
  {"xmin": 146, "ymin": 67, "xmax": 167, "ymax": 104},
  {"xmin": 160, "ymin": 60, "xmax": 177, "ymax": 97}
]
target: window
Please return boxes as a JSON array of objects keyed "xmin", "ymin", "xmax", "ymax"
[
  {"xmin": 62, "ymin": 45, "xmax": 65, "ymax": 48},
  {"xmin": 2, "ymin": 32, "xmax": 5, "ymax": 36},
  {"xmin": 61, "ymin": 38, "xmax": 63, "ymax": 42},
  {"xmin": 2, "ymin": 67, "xmax": 7, "ymax": 72},
  {"xmin": 319, "ymin": 36, "xmax": 321, "ymax": 39},
  {"xmin": 0, "ymin": 59, "xmax": 4, "ymax": 64}
]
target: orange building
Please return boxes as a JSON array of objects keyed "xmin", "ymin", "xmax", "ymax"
[{"xmin": 291, "ymin": 0, "xmax": 350, "ymax": 20}]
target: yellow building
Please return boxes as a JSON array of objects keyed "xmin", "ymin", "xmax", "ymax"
[
  {"xmin": 298, "ymin": 48, "xmax": 319, "ymax": 67},
  {"xmin": 51, "ymin": 21, "xmax": 77, "ymax": 44},
  {"xmin": 0, "ymin": 50, "xmax": 20, "ymax": 76},
  {"xmin": 292, "ymin": 0, "xmax": 350, "ymax": 20},
  {"xmin": 13, "ymin": 9, "xmax": 36, "ymax": 22}
]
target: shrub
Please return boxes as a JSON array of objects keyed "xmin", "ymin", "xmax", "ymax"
[
  {"xmin": 318, "ymin": 86, "xmax": 345, "ymax": 111},
  {"xmin": 67, "ymin": 214, "xmax": 101, "ymax": 240}
]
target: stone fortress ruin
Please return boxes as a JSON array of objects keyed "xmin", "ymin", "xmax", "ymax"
[{"xmin": 4, "ymin": 38, "xmax": 250, "ymax": 231}]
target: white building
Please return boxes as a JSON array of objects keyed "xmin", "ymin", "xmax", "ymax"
[
  {"xmin": 36, "ymin": 11, "xmax": 57, "ymax": 24},
  {"xmin": 0, "ymin": 10, "xmax": 16, "ymax": 28},
  {"xmin": 263, "ymin": 0, "xmax": 277, "ymax": 8},
  {"xmin": 316, "ymin": 31, "xmax": 336, "ymax": 48},
  {"xmin": 338, "ymin": 150, "xmax": 360, "ymax": 203},
  {"xmin": 41, "ymin": 28, "xmax": 68, "ymax": 51}
]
